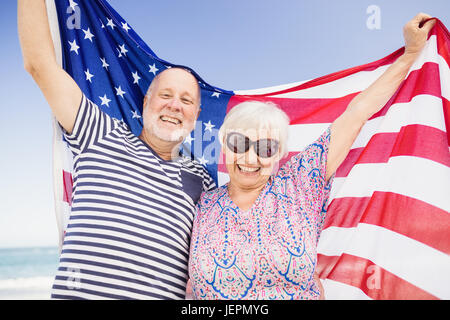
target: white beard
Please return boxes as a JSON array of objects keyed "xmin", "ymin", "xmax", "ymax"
[{"xmin": 143, "ymin": 109, "xmax": 192, "ymax": 142}]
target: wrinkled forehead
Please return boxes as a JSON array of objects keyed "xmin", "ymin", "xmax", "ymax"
[{"xmin": 152, "ymin": 68, "xmax": 200, "ymax": 97}]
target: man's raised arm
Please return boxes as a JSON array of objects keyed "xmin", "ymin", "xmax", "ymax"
[{"xmin": 18, "ymin": 0, "xmax": 82, "ymax": 134}]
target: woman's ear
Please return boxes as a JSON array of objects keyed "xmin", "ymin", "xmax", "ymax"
[
  {"xmin": 274, "ymin": 148, "xmax": 286, "ymax": 163},
  {"xmin": 221, "ymin": 144, "xmax": 227, "ymax": 160}
]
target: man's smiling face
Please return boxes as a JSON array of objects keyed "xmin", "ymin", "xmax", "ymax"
[{"xmin": 142, "ymin": 68, "xmax": 201, "ymax": 143}]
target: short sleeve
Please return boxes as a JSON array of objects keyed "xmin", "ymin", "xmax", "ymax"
[
  {"xmin": 202, "ymin": 170, "xmax": 216, "ymax": 193},
  {"xmin": 62, "ymin": 94, "xmax": 118, "ymax": 156},
  {"xmin": 281, "ymin": 126, "xmax": 334, "ymax": 224}
]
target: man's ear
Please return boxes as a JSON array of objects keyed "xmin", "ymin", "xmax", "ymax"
[
  {"xmin": 143, "ymin": 95, "xmax": 148, "ymax": 108},
  {"xmin": 195, "ymin": 107, "xmax": 201, "ymax": 121}
]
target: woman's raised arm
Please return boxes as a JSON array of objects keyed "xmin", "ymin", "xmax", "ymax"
[{"xmin": 325, "ymin": 13, "xmax": 436, "ymax": 181}]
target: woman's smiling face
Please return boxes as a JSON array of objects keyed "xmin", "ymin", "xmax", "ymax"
[{"xmin": 224, "ymin": 128, "xmax": 282, "ymax": 192}]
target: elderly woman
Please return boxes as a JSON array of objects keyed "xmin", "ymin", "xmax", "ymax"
[{"xmin": 188, "ymin": 13, "xmax": 435, "ymax": 299}]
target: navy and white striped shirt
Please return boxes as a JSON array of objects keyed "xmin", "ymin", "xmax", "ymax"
[{"xmin": 51, "ymin": 95, "xmax": 215, "ymax": 300}]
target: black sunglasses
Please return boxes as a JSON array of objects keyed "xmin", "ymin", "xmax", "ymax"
[{"xmin": 226, "ymin": 132, "xmax": 280, "ymax": 158}]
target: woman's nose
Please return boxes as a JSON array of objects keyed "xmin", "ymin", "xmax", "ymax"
[{"xmin": 244, "ymin": 146, "xmax": 259, "ymax": 164}]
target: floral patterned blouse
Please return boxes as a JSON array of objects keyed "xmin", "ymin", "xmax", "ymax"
[{"xmin": 188, "ymin": 127, "xmax": 333, "ymax": 300}]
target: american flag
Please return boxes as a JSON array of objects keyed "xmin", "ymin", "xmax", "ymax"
[{"xmin": 46, "ymin": 0, "xmax": 450, "ymax": 299}]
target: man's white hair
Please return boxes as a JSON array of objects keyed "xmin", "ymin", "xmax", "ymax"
[{"xmin": 218, "ymin": 101, "xmax": 291, "ymax": 158}]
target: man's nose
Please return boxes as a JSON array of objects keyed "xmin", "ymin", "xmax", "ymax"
[{"xmin": 167, "ymin": 97, "xmax": 182, "ymax": 112}]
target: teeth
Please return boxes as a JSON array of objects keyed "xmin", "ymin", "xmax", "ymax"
[
  {"xmin": 238, "ymin": 165, "xmax": 260, "ymax": 172},
  {"xmin": 160, "ymin": 116, "xmax": 181, "ymax": 124}
]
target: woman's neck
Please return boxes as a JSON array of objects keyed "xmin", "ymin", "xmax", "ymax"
[{"xmin": 228, "ymin": 181, "xmax": 267, "ymax": 211}]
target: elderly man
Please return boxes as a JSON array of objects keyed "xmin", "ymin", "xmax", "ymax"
[{"xmin": 18, "ymin": 0, "xmax": 214, "ymax": 299}]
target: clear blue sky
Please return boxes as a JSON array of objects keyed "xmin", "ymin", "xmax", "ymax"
[{"xmin": 1, "ymin": 0, "xmax": 449, "ymax": 248}]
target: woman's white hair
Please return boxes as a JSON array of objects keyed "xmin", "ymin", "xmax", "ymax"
[{"xmin": 218, "ymin": 101, "xmax": 291, "ymax": 158}]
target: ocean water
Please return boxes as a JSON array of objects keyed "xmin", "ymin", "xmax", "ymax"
[{"xmin": 0, "ymin": 246, "xmax": 59, "ymax": 300}]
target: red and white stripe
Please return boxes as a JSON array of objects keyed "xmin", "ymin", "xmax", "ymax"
[{"xmin": 223, "ymin": 21, "xmax": 450, "ymax": 300}]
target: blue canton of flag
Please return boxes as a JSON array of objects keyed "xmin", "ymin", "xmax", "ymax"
[{"xmin": 54, "ymin": 0, "xmax": 233, "ymax": 182}]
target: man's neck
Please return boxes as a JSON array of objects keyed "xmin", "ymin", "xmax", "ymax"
[{"xmin": 139, "ymin": 130, "xmax": 180, "ymax": 161}]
